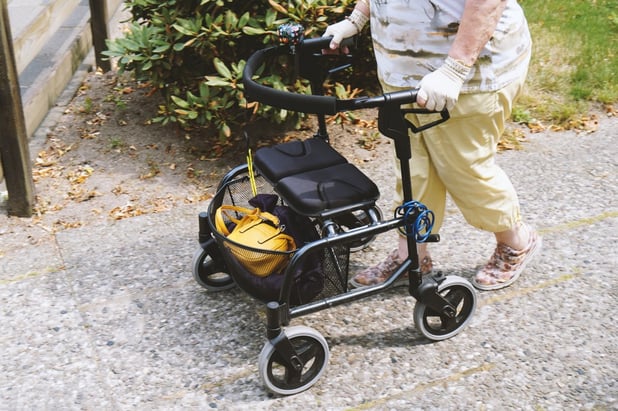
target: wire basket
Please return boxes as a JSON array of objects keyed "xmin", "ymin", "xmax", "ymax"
[{"xmin": 208, "ymin": 169, "xmax": 351, "ymax": 306}]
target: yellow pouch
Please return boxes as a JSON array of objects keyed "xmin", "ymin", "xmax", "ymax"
[{"xmin": 215, "ymin": 205, "xmax": 296, "ymax": 277}]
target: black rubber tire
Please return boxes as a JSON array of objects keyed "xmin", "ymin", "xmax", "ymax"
[
  {"xmin": 191, "ymin": 245, "xmax": 235, "ymax": 291},
  {"xmin": 258, "ymin": 326, "xmax": 329, "ymax": 395}
]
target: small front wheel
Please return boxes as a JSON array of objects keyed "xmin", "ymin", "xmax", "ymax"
[
  {"xmin": 258, "ymin": 325, "xmax": 329, "ymax": 396},
  {"xmin": 191, "ymin": 243, "xmax": 235, "ymax": 291},
  {"xmin": 413, "ymin": 275, "xmax": 476, "ymax": 341}
]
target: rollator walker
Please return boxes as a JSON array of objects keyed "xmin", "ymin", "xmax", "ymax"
[{"xmin": 192, "ymin": 25, "xmax": 477, "ymax": 396}]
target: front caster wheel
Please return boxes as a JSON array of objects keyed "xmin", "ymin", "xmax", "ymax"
[
  {"xmin": 258, "ymin": 325, "xmax": 329, "ymax": 396},
  {"xmin": 191, "ymin": 244, "xmax": 235, "ymax": 291},
  {"xmin": 413, "ymin": 275, "xmax": 476, "ymax": 341}
]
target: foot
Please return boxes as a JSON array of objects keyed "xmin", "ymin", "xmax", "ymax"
[
  {"xmin": 474, "ymin": 224, "xmax": 542, "ymax": 291},
  {"xmin": 350, "ymin": 249, "xmax": 433, "ymax": 288}
]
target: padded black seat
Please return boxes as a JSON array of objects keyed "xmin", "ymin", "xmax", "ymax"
[
  {"xmin": 275, "ymin": 163, "xmax": 380, "ymax": 216},
  {"xmin": 254, "ymin": 138, "xmax": 347, "ymax": 183}
]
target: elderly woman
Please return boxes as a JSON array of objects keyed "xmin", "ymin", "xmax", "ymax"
[{"xmin": 324, "ymin": 0, "xmax": 542, "ymax": 290}]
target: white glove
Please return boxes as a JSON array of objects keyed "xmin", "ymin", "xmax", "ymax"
[
  {"xmin": 323, "ymin": 9, "xmax": 368, "ymax": 49},
  {"xmin": 417, "ymin": 57, "xmax": 471, "ymax": 111}
]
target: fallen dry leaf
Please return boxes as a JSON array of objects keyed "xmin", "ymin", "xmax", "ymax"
[
  {"xmin": 67, "ymin": 188, "xmax": 101, "ymax": 203},
  {"xmin": 111, "ymin": 185, "xmax": 127, "ymax": 195},
  {"xmin": 80, "ymin": 130, "xmax": 100, "ymax": 140},
  {"xmin": 53, "ymin": 220, "xmax": 84, "ymax": 230},
  {"xmin": 527, "ymin": 121, "xmax": 546, "ymax": 133},
  {"xmin": 109, "ymin": 203, "xmax": 145, "ymax": 220},
  {"xmin": 35, "ymin": 150, "xmax": 58, "ymax": 167},
  {"xmin": 184, "ymin": 193, "xmax": 213, "ymax": 204},
  {"xmin": 498, "ymin": 130, "xmax": 527, "ymax": 151},
  {"xmin": 148, "ymin": 196, "xmax": 176, "ymax": 213},
  {"xmin": 66, "ymin": 165, "xmax": 94, "ymax": 185}
]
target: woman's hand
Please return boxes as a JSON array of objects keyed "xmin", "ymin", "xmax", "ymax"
[
  {"xmin": 417, "ymin": 57, "xmax": 471, "ymax": 111},
  {"xmin": 323, "ymin": 19, "xmax": 358, "ymax": 51},
  {"xmin": 323, "ymin": 8, "xmax": 368, "ymax": 52}
]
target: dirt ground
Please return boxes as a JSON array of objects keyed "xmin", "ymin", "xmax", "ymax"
[{"xmin": 11, "ymin": 70, "xmax": 389, "ymax": 233}]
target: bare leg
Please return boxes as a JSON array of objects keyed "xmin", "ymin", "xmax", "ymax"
[
  {"xmin": 494, "ymin": 222, "xmax": 529, "ymax": 251},
  {"xmin": 397, "ymin": 236, "xmax": 429, "ymax": 262}
]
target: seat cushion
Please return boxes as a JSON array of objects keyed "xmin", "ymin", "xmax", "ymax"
[
  {"xmin": 275, "ymin": 163, "xmax": 379, "ymax": 216},
  {"xmin": 254, "ymin": 138, "xmax": 347, "ymax": 183}
]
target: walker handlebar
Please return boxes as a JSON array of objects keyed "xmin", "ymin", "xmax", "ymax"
[
  {"xmin": 243, "ymin": 45, "xmax": 339, "ymax": 115},
  {"xmin": 242, "ymin": 34, "xmax": 449, "ymax": 133},
  {"xmin": 243, "ymin": 36, "xmax": 424, "ymax": 114}
]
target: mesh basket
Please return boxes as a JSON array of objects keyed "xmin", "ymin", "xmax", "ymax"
[
  {"xmin": 208, "ymin": 170, "xmax": 352, "ymax": 305},
  {"xmin": 314, "ymin": 244, "xmax": 350, "ymax": 299}
]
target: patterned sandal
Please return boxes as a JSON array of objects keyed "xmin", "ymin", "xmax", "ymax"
[
  {"xmin": 350, "ymin": 249, "xmax": 433, "ymax": 288},
  {"xmin": 473, "ymin": 225, "xmax": 542, "ymax": 291}
]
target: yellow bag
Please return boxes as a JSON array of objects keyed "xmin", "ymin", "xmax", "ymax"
[{"xmin": 215, "ymin": 205, "xmax": 296, "ymax": 277}]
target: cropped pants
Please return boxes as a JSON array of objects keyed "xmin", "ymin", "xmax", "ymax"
[{"xmin": 383, "ymin": 76, "xmax": 526, "ymax": 234}]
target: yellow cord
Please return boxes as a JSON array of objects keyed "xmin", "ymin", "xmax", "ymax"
[{"xmin": 247, "ymin": 148, "xmax": 258, "ymax": 197}]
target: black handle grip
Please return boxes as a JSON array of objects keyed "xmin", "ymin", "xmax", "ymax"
[
  {"xmin": 242, "ymin": 38, "xmax": 449, "ymax": 126},
  {"xmin": 299, "ymin": 35, "xmax": 356, "ymax": 52}
]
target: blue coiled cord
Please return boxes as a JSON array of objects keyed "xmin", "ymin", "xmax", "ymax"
[{"xmin": 395, "ymin": 201, "xmax": 435, "ymax": 243}]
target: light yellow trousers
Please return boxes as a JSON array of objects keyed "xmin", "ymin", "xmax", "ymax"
[{"xmin": 384, "ymin": 77, "xmax": 526, "ymax": 234}]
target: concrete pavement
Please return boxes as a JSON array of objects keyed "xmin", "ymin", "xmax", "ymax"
[{"xmin": 1, "ymin": 109, "xmax": 616, "ymax": 409}]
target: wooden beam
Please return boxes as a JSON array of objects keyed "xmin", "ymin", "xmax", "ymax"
[
  {"xmin": 89, "ymin": 0, "xmax": 111, "ymax": 72},
  {"xmin": 0, "ymin": 0, "xmax": 34, "ymax": 217}
]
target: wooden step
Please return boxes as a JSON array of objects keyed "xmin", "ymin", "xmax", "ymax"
[
  {"xmin": 7, "ymin": 0, "xmax": 125, "ymax": 137},
  {"xmin": 9, "ymin": 0, "xmax": 81, "ymax": 74}
]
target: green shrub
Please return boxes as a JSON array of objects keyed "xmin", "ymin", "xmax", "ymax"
[{"xmin": 104, "ymin": 0, "xmax": 375, "ymax": 141}]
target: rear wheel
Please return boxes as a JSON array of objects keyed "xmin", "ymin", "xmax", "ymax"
[
  {"xmin": 333, "ymin": 206, "xmax": 382, "ymax": 252},
  {"xmin": 191, "ymin": 242, "xmax": 234, "ymax": 291}
]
